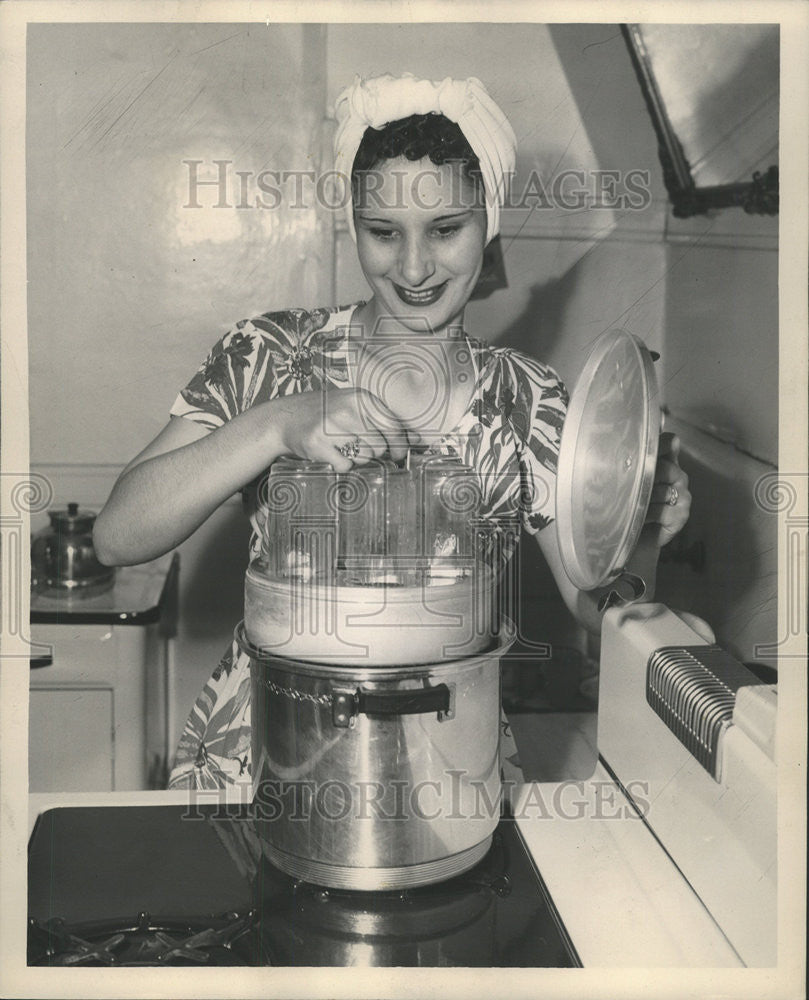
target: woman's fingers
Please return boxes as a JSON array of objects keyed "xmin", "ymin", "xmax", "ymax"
[
  {"xmin": 321, "ymin": 391, "xmax": 415, "ymax": 468},
  {"xmin": 646, "ymin": 495, "xmax": 691, "ymax": 529},
  {"xmin": 653, "ymin": 459, "xmax": 681, "ymax": 489},
  {"xmin": 644, "ymin": 507, "xmax": 690, "ymax": 548},
  {"xmin": 334, "ymin": 427, "xmax": 389, "ymax": 463},
  {"xmin": 326, "ymin": 388, "xmax": 411, "ymax": 458},
  {"xmin": 349, "ymin": 389, "xmax": 412, "ymax": 461},
  {"xmin": 327, "ymin": 449, "xmax": 356, "ymax": 474},
  {"xmin": 645, "ymin": 494, "xmax": 690, "ymax": 545},
  {"xmin": 283, "ymin": 387, "xmax": 421, "ymax": 468},
  {"xmin": 644, "ymin": 432, "xmax": 691, "ymax": 545},
  {"xmin": 658, "ymin": 431, "xmax": 680, "ymax": 461},
  {"xmin": 649, "ymin": 481, "xmax": 688, "ymax": 507}
]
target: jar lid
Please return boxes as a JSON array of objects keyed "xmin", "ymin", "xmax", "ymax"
[
  {"xmin": 555, "ymin": 329, "xmax": 660, "ymax": 590},
  {"xmin": 406, "ymin": 449, "xmax": 465, "ymax": 470},
  {"xmin": 343, "ymin": 457, "xmax": 399, "ymax": 478},
  {"xmin": 270, "ymin": 457, "xmax": 334, "ymax": 475}
]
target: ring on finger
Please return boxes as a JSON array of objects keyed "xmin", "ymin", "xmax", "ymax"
[
  {"xmin": 666, "ymin": 485, "xmax": 679, "ymax": 507},
  {"xmin": 338, "ymin": 436, "xmax": 361, "ymax": 459}
]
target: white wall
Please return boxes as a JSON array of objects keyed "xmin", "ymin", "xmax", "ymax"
[
  {"xmin": 662, "ymin": 243, "xmax": 778, "ymax": 464},
  {"xmin": 28, "ymin": 22, "xmax": 330, "ymax": 467}
]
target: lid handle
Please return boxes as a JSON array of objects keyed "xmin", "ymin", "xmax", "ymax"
[{"xmin": 597, "ymin": 572, "xmax": 647, "ymax": 613}]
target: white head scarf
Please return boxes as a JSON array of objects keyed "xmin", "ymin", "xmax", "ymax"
[{"xmin": 333, "ymin": 73, "xmax": 517, "ymax": 245}]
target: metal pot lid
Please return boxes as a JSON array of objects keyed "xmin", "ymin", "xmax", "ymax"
[
  {"xmin": 48, "ymin": 502, "xmax": 97, "ymax": 532},
  {"xmin": 555, "ymin": 328, "xmax": 661, "ymax": 591}
]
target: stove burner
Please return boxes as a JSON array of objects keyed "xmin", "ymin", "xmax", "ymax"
[
  {"xmin": 27, "ymin": 910, "xmax": 257, "ymax": 967},
  {"xmin": 28, "ymin": 806, "xmax": 580, "ymax": 967}
]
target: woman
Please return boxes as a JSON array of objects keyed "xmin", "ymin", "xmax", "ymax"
[{"xmin": 93, "ymin": 74, "xmax": 690, "ymax": 789}]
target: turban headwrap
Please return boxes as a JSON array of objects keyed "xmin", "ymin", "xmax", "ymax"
[{"xmin": 333, "ymin": 73, "xmax": 517, "ymax": 245}]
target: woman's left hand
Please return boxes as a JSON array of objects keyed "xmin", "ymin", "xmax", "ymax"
[{"xmin": 644, "ymin": 432, "xmax": 691, "ymax": 547}]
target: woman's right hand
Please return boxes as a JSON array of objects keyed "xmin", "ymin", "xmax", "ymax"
[
  {"xmin": 271, "ymin": 387, "xmax": 417, "ymax": 472},
  {"xmin": 93, "ymin": 387, "xmax": 415, "ymax": 566}
]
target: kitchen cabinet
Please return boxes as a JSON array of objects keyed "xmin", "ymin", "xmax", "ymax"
[
  {"xmin": 28, "ymin": 553, "xmax": 178, "ymax": 793},
  {"xmin": 29, "ymin": 688, "xmax": 114, "ymax": 791}
]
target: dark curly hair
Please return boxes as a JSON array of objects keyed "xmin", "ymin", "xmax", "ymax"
[{"xmin": 351, "ymin": 113, "xmax": 483, "ymax": 202}]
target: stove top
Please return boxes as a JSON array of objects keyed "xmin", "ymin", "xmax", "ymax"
[{"xmin": 28, "ymin": 805, "xmax": 579, "ymax": 968}]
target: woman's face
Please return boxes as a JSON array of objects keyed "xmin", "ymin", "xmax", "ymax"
[{"xmin": 353, "ymin": 157, "xmax": 487, "ymax": 335}]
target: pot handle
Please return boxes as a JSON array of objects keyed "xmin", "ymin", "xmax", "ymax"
[{"xmin": 332, "ymin": 684, "xmax": 452, "ymax": 727}]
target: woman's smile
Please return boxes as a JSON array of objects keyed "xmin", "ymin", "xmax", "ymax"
[{"xmin": 392, "ymin": 279, "xmax": 448, "ymax": 306}]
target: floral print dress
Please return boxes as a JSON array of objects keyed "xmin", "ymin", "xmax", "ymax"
[{"xmin": 166, "ymin": 303, "xmax": 568, "ymax": 789}]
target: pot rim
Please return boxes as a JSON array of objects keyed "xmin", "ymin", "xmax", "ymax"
[
  {"xmin": 245, "ymin": 562, "xmax": 494, "ymax": 601},
  {"xmin": 236, "ymin": 616, "xmax": 515, "ymax": 680}
]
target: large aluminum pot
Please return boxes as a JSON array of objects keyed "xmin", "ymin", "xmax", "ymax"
[{"xmin": 241, "ymin": 619, "xmax": 515, "ymax": 891}]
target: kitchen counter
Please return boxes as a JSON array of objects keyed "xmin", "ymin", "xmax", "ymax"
[{"xmin": 30, "ymin": 552, "xmax": 179, "ymax": 627}]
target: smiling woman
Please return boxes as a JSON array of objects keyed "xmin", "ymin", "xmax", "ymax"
[
  {"xmin": 353, "ymin": 157, "xmax": 487, "ymax": 332},
  {"xmin": 92, "ymin": 72, "xmax": 691, "ymax": 790},
  {"xmin": 351, "ymin": 156, "xmax": 487, "ymax": 438}
]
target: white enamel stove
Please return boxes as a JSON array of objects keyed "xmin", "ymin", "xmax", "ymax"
[{"xmin": 515, "ymin": 329, "xmax": 778, "ymax": 967}]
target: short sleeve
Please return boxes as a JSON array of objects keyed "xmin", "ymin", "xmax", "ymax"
[
  {"xmin": 169, "ymin": 307, "xmax": 347, "ymax": 430},
  {"xmin": 507, "ymin": 352, "xmax": 569, "ymax": 535},
  {"xmin": 169, "ymin": 319, "xmax": 278, "ymax": 430}
]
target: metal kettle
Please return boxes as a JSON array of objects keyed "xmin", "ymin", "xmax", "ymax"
[{"xmin": 31, "ymin": 502, "xmax": 115, "ymax": 591}]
